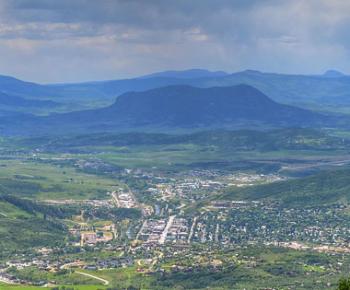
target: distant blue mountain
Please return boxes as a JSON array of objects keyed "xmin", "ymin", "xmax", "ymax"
[
  {"xmin": 2, "ymin": 69, "xmax": 350, "ymax": 115},
  {"xmin": 0, "ymin": 75, "xmax": 52, "ymax": 98},
  {"xmin": 322, "ymin": 70, "xmax": 346, "ymax": 78},
  {"xmin": 102, "ymin": 84, "xmax": 322, "ymax": 127},
  {"xmin": 45, "ymin": 69, "xmax": 350, "ymax": 109},
  {"xmin": 2, "ymin": 84, "xmax": 331, "ymax": 136}
]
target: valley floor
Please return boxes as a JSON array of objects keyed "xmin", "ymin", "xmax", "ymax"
[{"xmin": 1, "ymin": 129, "xmax": 350, "ymax": 289}]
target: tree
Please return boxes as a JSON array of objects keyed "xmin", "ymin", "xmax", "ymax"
[{"xmin": 338, "ymin": 277, "xmax": 350, "ymax": 290}]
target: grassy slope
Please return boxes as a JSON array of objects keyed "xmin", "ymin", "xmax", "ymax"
[
  {"xmin": 0, "ymin": 159, "xmax": 119, "ymax": 200},
  {"xmin": 0, "ymin": 199, "xmax": 66, "ymax": 254},
  {"xmin": 222, "ymin": 168, "xmax": 350, "ymax": 206}
]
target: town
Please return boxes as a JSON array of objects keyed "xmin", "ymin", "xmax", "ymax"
[{"xmin": 2, "ymin": 166, "xmax": 350, "ymax": 288}]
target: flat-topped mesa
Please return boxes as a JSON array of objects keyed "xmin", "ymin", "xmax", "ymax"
[{"xmin": 106, "ymin": 84, "xmax": 321, "ymax": 127}]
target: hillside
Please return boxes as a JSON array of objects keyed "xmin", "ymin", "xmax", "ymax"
[
  {"xmin": 222, "ymin": 168, "xmax": 350, "ymax": 206},
  {"xmin": 0, "ymin": 78, "xmax": 61, "ymax": 114},
  {"xmin": 0, "ymin": 195, "xmax": 67, "ymax": 255}
]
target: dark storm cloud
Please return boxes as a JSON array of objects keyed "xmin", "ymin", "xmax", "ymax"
[
  {"xmin": 6, "ymin": 0, "xmax": 265, "ymax": 25},
  {"xmin": 0, "ymin": 0, "xmax": 285, "ymax": 43},
  {"xmin": 0, "ymin": 0, "xmax": 348, "ymax": 82}
]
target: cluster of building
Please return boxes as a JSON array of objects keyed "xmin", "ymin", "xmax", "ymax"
[
  {"xmin": 224, "ymin": 173, "xmax": 284, "ymax": 187},
  {"xmin": 112, "ymin": 190, "xmax": 137, "ymax": 208},
  {"xmin": 80, "ymin": 231, "xmax": 113, "ymax": 246},
  {"xmin": 166, "ymin": 217, "xmax": 189, "ymax": 244},
  {"xmin": 69, "ymin": 222, "xmax": 116, "ymax": 246},
  {"xmin": 191, "ymin": 202, "xmax": 350, "ymax": 250},
  {"xmin": 75, "ymin": 158, "xmax": 119, "ymax": 174},
  {"xmin": 0, "ymin": 250, "xmax": 135, "ymax": 286},
  {"xmin": 0, "ymin": 271, "xmax": 31, "ymax": 286},
  {"xmin": 144, "ymin": 170, "xmax": 284, "ymax": 203},
  {"xmin": 137, "ymin": 219, "xmax": 167, "ymax": 246},
  {"xmin": 83, "ymin": 257, "xmax": 133, "ymax": 270},
  {"xmin": 146, "ymin": 178, "xmax": 225, "ymax": 202},
  {"xmin": 136, "ymin": 216, "xmax": 189, "ymax": 248}
]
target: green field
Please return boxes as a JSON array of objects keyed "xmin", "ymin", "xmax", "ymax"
[{"xmin": 0, "ymin": 159, "xmax": 119, "ymax": 200}]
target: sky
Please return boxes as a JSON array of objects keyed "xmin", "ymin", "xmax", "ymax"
[{"xmin": 0, "ymin": 0, "xmax": 349, "ymax": 83}]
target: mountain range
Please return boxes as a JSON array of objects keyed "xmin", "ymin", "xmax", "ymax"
[
  {"xmin": 46, "ymin": 69, "xmax": 350, "ymax": 109},
  {"xmin": 1, "ymin": 69, "xmax": 350, "ymax": 115},
  {"xmin": 0, "ymin": 68, "xmax": 348, "ymax": 135}
]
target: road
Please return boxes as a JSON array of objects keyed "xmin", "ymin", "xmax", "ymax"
[
  {"xmin": 188, "ymin": 216, "xmax": 198, "ymax": 243},
  {"xmin": 215, "ymin": 223, "xmax": 220, "ymax": 243},
  {"xmin": 0, "ymin": 277, "xmax": 14, "ymax": 284},
  {"xmin": 76, "ymin": 271, "xmax": 109, "ymax": 285},
  {"xmin": 60, "ymin": 261, "xmax": 85, "ymax": 270},
  {"xmin": 0, "ymin": 272, "xmax": 14, "ymax": 285},
  {"xmin": 135, "ymin": 220, "xmax": 147, "ymax": 241},
  {"xmin": 111, "ymin": 191, "xmax": 120, "ymax": 207},
  {"xmin": 159, "ymin": 215, "xmax": 175, "ymax": 244}
]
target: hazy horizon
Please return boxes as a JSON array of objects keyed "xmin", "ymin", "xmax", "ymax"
[{"xmin": 1, "ymin": 67, "xmax": 347, "ymax": 85}]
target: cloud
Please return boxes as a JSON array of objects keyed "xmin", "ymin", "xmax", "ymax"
[{"xmin": 0, "ymin": 0, "xmax": 348, "ymax": 82}]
